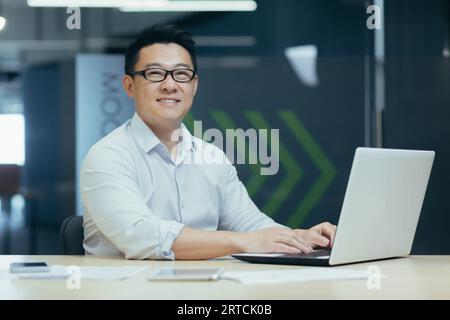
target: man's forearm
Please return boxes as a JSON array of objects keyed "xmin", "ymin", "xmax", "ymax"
[{"xmin": 172, "ymin": 227, "xmax": 244, "ymax": 260}]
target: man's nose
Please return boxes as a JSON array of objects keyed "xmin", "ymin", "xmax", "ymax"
[{"xmin": 160, "ymin": 75, "xmax": 178, "ymax": 92}]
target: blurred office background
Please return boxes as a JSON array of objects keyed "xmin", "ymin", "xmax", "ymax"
[{"xmin": 0, "ymin": 0, "xmax": 448, "ymax": 254}]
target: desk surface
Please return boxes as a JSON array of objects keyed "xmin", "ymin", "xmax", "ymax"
[{"xmin": 1, "ymin": 255, "xmax": 449, "ymax": 299}]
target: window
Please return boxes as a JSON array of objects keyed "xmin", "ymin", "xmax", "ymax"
[{"xmin": 0, "ymin": 114, "xmax": 25, "ymax": 165}]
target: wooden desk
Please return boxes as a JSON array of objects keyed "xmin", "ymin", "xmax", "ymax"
[{"xmin": 0, "ymin": 255, "xmax": 449, "ymax": 299}]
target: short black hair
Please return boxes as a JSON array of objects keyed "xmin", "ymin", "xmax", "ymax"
[{"xmin": 124, "ymin": 24, "xmax": 197, "ymax": 75}]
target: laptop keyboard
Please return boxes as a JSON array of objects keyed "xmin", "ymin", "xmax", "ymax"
[{"xmin": 282, "ymin": 249, "xmax": 331, "ymax": 258}]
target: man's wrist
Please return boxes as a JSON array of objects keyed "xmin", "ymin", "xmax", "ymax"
[{"xmin": 228, "ymin": 231, "xmax": 247, "ymax": 253}]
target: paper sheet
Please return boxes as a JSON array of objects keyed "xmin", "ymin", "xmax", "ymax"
[
  {"xmin": 14, "ymin": 265, "xmax": 148, "ymax": 280},
  {"xmin": 221, "ymin": 268, "xmax": 370, "ymax": 285}
]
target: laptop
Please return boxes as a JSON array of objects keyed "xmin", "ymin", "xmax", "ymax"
[{"xmin": 232, "ymin": 147, "xmax": 435, "ymax": 266}]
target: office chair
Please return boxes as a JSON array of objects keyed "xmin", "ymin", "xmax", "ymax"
[{"xmin": 60, "ymin": 215, "xmax": 85, "ymax": 255}]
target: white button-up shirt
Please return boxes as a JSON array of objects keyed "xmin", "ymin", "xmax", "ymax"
[{"xmin": 81, "ymin": 112, "xmax": 280, "ymax": 260}]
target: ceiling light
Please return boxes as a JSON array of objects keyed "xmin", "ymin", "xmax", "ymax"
[
  {"xmin": 27, "ymin": 0, "xmax": 257, "ymax": 12},
  {"xmin": 120, "ymin": 1, "xmax": 257, "ymax": 12},
  {"xmin": 28, "ymin": 0, "xmax": 169, "ymax": 8}
]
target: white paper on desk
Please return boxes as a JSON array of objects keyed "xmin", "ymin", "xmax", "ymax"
[
  {"xmin": 15, "ymin": 265, "xmax": 148, "ymax": 280},
  {"xmin": 221, "ymin": 268, "xmax": 370, "ymax": 285}
]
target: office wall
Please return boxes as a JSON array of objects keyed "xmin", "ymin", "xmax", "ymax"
[
  {"xmin": 384, "ymin": 0, "xmax": 450, "ymax": 254},
  {"xmin": 190, "ymin": 56, "xmax": 364, "ymax": 229},
  {"xmin": 182, "ymin": 0, "xmax": 450, "ymax": 253},
  {"xmin": 23, "ymin": 61, "xmax": 75, "ymax": 234}
]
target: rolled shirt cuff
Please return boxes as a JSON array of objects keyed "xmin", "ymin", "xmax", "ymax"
[{"xmin": 158, "ymin": 220, "xmax": 185, "ymax": 260}]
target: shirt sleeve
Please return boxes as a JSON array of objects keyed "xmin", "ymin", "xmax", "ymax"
[
  {"xmin": 218, "ymin": 157, "xmax": 285, "ymax": 232},
  {"xmin": 81, "ymin": 144, "xmax": 185, "ymax": 260}
]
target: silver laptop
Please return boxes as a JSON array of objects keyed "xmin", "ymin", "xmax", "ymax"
[{"xmin": 232, "ymin": 147, "xmax": 435, "ymax": 266}]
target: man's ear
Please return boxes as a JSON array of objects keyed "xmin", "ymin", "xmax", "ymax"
[
  {"xmin": 122, "ymin": 75, "xmax": 135, "ymax": 98},
  {"xmin": 192, "ymin": 75, "xmax": 199, "ymax": 97}
]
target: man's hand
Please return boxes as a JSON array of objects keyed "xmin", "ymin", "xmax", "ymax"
[
  {"xmin": 236, "ymin": 227, "xmax": 315, "ymax": 254},
  {"xmin": 294, "ymin": 222, "xmax": 337, "ymax": 249},
  {"xmin": 172, "ymin": 223, "xmax": 337, "ymax": 260}
]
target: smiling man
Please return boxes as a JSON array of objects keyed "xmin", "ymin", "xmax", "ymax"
[{"xmin": 81, "ymin": 24, "xmax": 336, "ymax": 260}]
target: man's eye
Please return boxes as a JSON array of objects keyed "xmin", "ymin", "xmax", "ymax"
[
  {"xmin": 147, "ymin": 71, "xmax": 164, "ymax": 76},
  {"xmin": 174, "ymin": 71, "xmax": 192, "ymax": 79}
]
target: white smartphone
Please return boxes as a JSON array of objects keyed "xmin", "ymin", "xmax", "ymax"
[
  {"xmin": 148, "ymin": 267, "xmax": 224, "ymax": 281},
  {"xmin": 10, "ymin": 262, "xmax": 50, "ymax": 273}
]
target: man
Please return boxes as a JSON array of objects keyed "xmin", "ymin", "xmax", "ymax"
[{"xmin": 81, "ymin": 24, "xmax": 336, "ymax": 260}]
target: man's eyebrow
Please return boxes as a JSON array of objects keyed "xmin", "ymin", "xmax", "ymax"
[{"xmin": 143, "ymin": 63, "xmax": 191, "ymax": 69}]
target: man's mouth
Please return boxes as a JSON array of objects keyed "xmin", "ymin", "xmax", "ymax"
[{"xmin": 156, "ymin": 98, "xmax": 180, "ymax": 105}]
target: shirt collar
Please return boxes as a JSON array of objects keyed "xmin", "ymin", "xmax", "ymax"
[
  {"xmin": 180, "ymin": 121, "xmax": 194, "ymax": 153},
  {"xmin": 129, "ymin": 112, "xmax": 195, "ymax": 154}
]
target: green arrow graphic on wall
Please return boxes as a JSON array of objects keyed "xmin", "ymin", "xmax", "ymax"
[
  {"xmin": 279, "ymin": 111, "xmax": 337, "ymax": 227},
  {"xmin": 183, "ymin": 110, "xmax": 336, "ymax": 227},
  {"xmin": 244, "ymin": 111, "xmax": 303, "ymax": 218}
]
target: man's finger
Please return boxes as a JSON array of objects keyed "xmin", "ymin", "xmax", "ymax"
[
  {"xmin": 319, "ymin": 223, "xmax": 336, "ymax": 247},
  {"xmin": 305, "ymin": 230, "xmax": 330, "ymax": 247},
  {"xmin": 271, "ymin": 243, "xmax": 302, "ymax": 254},
  {"xmin": 276, "ymin": 235, "xmax": 312, "ymax": 253}
]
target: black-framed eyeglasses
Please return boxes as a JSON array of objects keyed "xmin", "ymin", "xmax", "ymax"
[{"xmin": 128, "ymin": 67, "xmax": 196, "ymax": 83}]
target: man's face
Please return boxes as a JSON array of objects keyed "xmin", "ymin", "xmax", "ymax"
[{"xmin": 122, "ymin": 43, "xmax": 198, "ymax": 128}]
